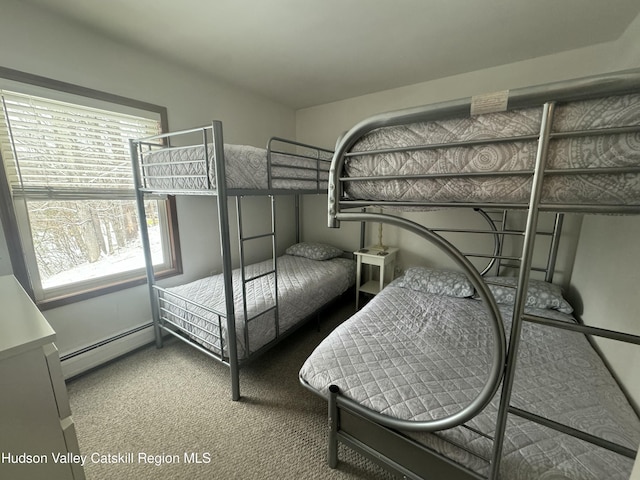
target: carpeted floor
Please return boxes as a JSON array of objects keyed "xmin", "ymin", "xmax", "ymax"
[{"xmin": 66, "ymin": 297, "xmax": 397, "ymax": 480}]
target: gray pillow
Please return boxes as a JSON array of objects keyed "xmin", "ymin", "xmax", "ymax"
[
  {"xmin": 285, "ymin": 242, "xmax": 343, "ymax": 261},
  {"xmin": 397, "ymin": 267, "xmax": 475, "ymax": 298},
  {"xmin": 484, "ymin": 276, "xmax": 573, "ymax": 314}
]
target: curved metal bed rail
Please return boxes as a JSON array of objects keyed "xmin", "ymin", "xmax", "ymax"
[
  {"xmin": 474, "ymin": 208, "xmax": 501, "ymax": 276},
  {"xmin": 330, "ymin": 210, "xmax": 506, "ymax": 432}
]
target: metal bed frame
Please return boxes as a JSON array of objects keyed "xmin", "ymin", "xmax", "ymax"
[
  {"xmin": 130, "ymin": 124, "xmax": 335, "ymax": 401},
  {"xmin": 321, "ymin": 69, "xmax": 640, "ymax": 479}
]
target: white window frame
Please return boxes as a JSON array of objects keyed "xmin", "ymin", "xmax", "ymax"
[{"xmin": 0, "ymin": 67, "xmax": 181, "ymax": 308}]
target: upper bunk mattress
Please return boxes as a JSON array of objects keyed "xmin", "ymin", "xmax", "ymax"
[
  {"xmin": 343, "ymin": 93, "xmax": 640, "ymax": 206},
  {"xmin": 299, "ymin": 281, "xmax": 640, "ymax": 479},
  {"xmin": 142, "ymin": 144, "xmax": 331, "ymax": 192}
]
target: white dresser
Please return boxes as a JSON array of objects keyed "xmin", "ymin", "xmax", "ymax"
[{"xmin": 0, "ymin": 275, "xmax": 85, "ymax": 480}]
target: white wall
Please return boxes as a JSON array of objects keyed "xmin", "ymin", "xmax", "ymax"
[
  {"xmin": 0, "ymin": 222, "xmax": 10, "ymax": 276},
  {"xmin": 0, "ymin": 0, "xmax": 297, "ymax": 375},
  {"xmin": 632, "ymin": 451, "xmax": 640, "ymax": 480},
  {"xmin": 296, "ymin": 15, "xmax": 640, "ymax": 409}
]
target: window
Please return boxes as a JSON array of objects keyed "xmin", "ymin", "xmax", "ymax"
[{"xmin": 0, "ymin": 70, "xmax": 180, "ymax": 308}]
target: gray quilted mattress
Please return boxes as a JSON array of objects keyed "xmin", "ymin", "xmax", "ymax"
[
  {"xmin": 299, "ymin": 281, "xmax": 640, "ymax": 479},
  {"xmin": 344, "ymin": 93, "xmax": 640, "ymax": 206},
  {"xmin": 161, "ymin": 255, "xmax": 355, "ymax": 359},
  {"xmin": 142, "ymin": 144, "xmax": 330, "ymax": 192}
]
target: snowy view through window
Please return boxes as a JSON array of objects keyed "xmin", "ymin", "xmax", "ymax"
[
  {"xmin": 29, "ymin": 199, "xmax": 164, "ymax": 290},
  {"xmin": 42, "ymin": 224, "xmax": 163, "ymax": 289}
]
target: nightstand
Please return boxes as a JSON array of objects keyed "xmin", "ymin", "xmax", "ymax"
[{"xmin": 354, "ymin": 246, "xmax": 399, "ymax": 309}]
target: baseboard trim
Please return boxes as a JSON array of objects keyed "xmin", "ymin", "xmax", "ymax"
[{"xmin": 61, "ymin": 323, "xmax": 155, "ymax": 380}]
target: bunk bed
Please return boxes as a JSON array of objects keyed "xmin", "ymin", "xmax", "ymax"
[
  {"xmin": 130, "ymin": 129, "xmax": 355, "ymax": 401},
  {"xmin": 299, "ymin": 69, "xmax": 640, "ymax": 479}
]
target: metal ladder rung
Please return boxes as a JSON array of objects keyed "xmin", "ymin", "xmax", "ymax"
[
  {"xmin": 244, "ymin": 270, "xmax": 276, "ymax": 284},
  {"xmin": 463, "ymin": 253, "xmax": 521, "ymax": 261},
  {"xmin": 246, "ymin": 305, "xmax": 277, "ymax": 323},
  {"xmin": 241, "ymin": 232, "xmax": 275, "ymax": 243}
]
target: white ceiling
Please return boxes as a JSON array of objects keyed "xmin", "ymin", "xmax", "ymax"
[{"xmin": 23, "ymin": 0, "xmax": 640, "ymax": 109}]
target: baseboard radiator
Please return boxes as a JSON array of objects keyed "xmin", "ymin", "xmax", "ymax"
[{"xmin": 60, "ymin": 323, "xmax": 154, "ymax": 380}]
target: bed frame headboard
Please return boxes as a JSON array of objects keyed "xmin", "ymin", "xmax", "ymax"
[
  {"xmin": 467, "ymin": 209, "xmax": 564, "ymax": 283},
  {"xmin": 359, "ymin": 207, "xmax": 564, "ymax": 282}
]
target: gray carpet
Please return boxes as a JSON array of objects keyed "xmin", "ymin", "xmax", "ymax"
[{"xmin": 67, "ymin": 297, "xmax": 397, "ymax": 480}]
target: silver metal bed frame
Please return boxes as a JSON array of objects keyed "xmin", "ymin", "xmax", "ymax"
[
  {"xmin": 130, "ymin": 125, "xmax": 335, "ymax": 401},
  {"xmin": 321, "ymin": 69, "xmax": 640, "ymax": 479}
]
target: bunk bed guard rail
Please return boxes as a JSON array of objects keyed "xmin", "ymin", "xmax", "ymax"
[{"xmin": 328, "ymin": 68, "xmax": 640, "ymax": 222}]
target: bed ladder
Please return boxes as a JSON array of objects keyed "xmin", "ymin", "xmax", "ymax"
[{"xmin": 235, "ymin": 195, "xmax": 279, "ymax": 356}]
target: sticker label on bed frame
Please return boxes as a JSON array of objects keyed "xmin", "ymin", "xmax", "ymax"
[{"xmin": 470, "ymin": 90, "xmax": 509, "ymax": 115}]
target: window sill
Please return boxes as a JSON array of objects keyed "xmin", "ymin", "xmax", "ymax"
[{"xmin": 36, "ymin": 266, "xmax": 182, "ymax": 311}]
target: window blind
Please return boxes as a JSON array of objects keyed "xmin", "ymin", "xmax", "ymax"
[{"xmin": 0, "ymin": 90, "xmax": 161, "ymax": 200}]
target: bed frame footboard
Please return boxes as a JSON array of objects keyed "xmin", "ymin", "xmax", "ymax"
[{"xmin": 328, "ymin": 386, "xmax": 484, "ymax": 480}]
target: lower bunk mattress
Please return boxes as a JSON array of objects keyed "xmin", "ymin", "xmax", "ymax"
[
  {"xmin": 299, "ymin": 277, "xmax": 640, "ymax": 479},
  {"xmin": 343, "ymin": 93, "xmax": 640, "ymax": 207},
  {"xmin": 141, "ymin": 143, "xmax": 331, "ymax": 192},
  {"xmin": 160, "ymin": 253, "xmax": 355, "ymax": 360}
]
